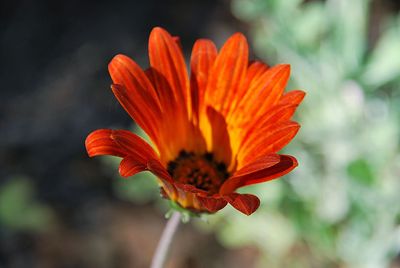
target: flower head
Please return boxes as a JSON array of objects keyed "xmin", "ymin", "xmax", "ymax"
[{"xmin": 85, "ymin": 27, "xmax": 305, "ymax": 215}]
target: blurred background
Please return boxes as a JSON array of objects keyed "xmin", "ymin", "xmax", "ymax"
[{"xmin": 1, "ymin": 0, "xmax": 400, "ymax": 267}]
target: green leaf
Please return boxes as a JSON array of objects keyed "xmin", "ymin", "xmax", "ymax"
[
  {"xmin": 0, "ymin": 177, "xmax": 53, "ymax": 231},
  {"xmin": 347, "ymin": 158, "xmax": 375, "ymax": 186}
]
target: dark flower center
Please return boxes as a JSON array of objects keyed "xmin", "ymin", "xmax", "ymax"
[{"xmin": 167, "ymin": 150, "xmax": 230, "ymax": 194}]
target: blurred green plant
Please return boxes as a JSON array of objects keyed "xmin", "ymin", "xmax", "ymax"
[
  {"xmin": 0, "ymin": 176, "xmax": 54, "ymax": 232},
  {"xmin": 196, "ymin": 0, "xmax": 400, "ymax": 267}
]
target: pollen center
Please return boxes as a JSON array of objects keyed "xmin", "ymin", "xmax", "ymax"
[{"xmin": 167, "ymin": 150, "xmax": 230, "ymax": 194}]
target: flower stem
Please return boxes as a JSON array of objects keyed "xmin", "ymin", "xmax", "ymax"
[{"xmin": 150, "ymin": 212, "xmax": 181, "ymax": 268}]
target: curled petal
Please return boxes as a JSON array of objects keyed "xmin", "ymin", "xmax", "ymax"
[
  {"xmin": 109, "ymin": 129, "xmax": 158, "ymax": 160},
  {"xmin": 197, "ymin": 195, "xmax": 228, "ymax": 213},
  {"xmin": 233, "ymin": 154, "xmax": 280, "ymax": 177},
  {"xmin": 119, "ymin": 157, "xmax": 147, "ymax": 177},
  {"xmin": 85, "ymin": 129, "xmax": 126, "ymax": 157},
  {"xmin": 224, "ymin": 193, "xmax": 260, "ymax": 215},
  {"xmin": 220, "ymin": 155, "xmax": 298, "ymax": 194}
]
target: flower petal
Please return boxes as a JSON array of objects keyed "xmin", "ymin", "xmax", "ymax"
[
  {"xmin": 148, "ymin": 27, "xmax": 190, "ymax": 116},
  {"xmin": 85, "ymin": 129, "xmax": 126, "ymax": 157},
  {"xmin": 224, "ymin": 193, "xmax": 260, "ymax": 215},
  {"xmin": 220, "ymin": 155, "xmax": 298, "ymax": 194},
  {"xmin": 190, "ymin": 39, "xmax": 218, "ymax": 123},
  {"xmin": 279, "ymin": 90, "xmax": 306, "ymax": 105},
  {"xmin": 219, "ymin": 154, "xmax": 281, "ymax": 194},
  {"xmin": 206, "ymin": 106, "xmax": 232, "ymax": 166},
  {"xmin": 205, "ymin": 33, "xmax": 248, "ymax": 115},
  {"xmin": 108, "ymin": 55, "xmax": 161, "ymax": 144},
  {"xmin": 119, "ymin": 157, "xmax": 147, "ymax": 177},
  {"xmin": 230, "ymin": 64, "xmax": 291, "ymax": 128},
  {"xmin": 238, "ymin": 103, "xmax": 301, "ymax": 154},
  {"xmin": 109, "ymin": 129, "xmax": 159, "ymax": 160},
  {"xmin": 197, "ymin": 195, "xmax": 228, "ymax": 213},
  {"xmin": 246, "ymin": 61, "xmax": 270, "ymax": 81},
  {"xmin": 239, "ymin": 121, "xmax": 300, "ymax": 165},
  {"xmin": 233, "ymin": 154, "xmax": 281, "ymax": 177}
]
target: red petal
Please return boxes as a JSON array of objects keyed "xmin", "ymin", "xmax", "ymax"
[
  {"xmin": 147, "ymin": 159, "xmax": 174, "ymax": 183},
  {"xmin": 119, "ymin": 157, "xmax": 147, "ymax": 177},
  {"xmin": 220, "ymin": 155, "xmax": 298, "ymax": 194},
  {"xmin": 224, "ymin": 193, "xmax": 260, "ymax": 215},
  {"xmin": 197, "ymin": 195, "xmax": 228, "ymax": 213},
  {"xmin": 234, "ymin": 154, "xmax": 281, "ymax": 177},
  {"xmin": 85, "ymin": 129, "xmax": 126, "ymax": 157},
  {"xmin": 109, "ymin": 129, "xmax": 158, "ymax": 161},
  {"xmin": 220, "ymin": 154, "xmax": 281, "ymax": 194}
]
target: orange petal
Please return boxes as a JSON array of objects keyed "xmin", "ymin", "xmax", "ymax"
[
  {"xmin": 239, "ymin": 121, "xmax": 300, "ymax": 165},
  {"xmin": 224, "ymin": 193, "xmax": 260, "ymax": 215},
  {"xmin": 239, "ymin": 103, "xmax": 301, "ymax": 150},
  {"xmin": 85, "ymin": 129, "xmax": 126, "ymax": 157},
  {"xmin": 205, "ymin": 33, "xmax": 248, "ymax": 115},
  {"xmin": 230, "ymin": 64, "xmax": 291, "ymax": 128},
  {"xmin": 148, "ymin": 27, "xmax": 190, "ymax": 117},
  {"xmin": 280, "ymin": 90, "xmax": 306, "ymax": 105},
  {"xmin": 220, "ymin": 155, "xmax": 298, "ymax": 194},
  {"xmin": 206, "ymin": 106, "xmax": 232, "ymax": 166},
  {"xmin": 110, "ymin": 84, "xmax": 159, "ymax": 145},
  {"xmin": 190, "ymin": 39, "xmax": 218, "ymax": 122},
  {"xmin": 108, "ymin": 55, "xmax": 161, "ymax": 143},
  {"xmin": 108, "ymin": 54, "xmax": 160, "ymax": 109},
  {"xmin": 227, "ymin": 61, "xmax": 270, "ymax": 119},
  {"xmin": 246, "ymin": 61, "xmax": 270, "ymax": 80}
]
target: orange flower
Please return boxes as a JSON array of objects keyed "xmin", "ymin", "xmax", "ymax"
[{"xmin": 85, "ymin": 27, "xmax": 305, "ymax": 215}]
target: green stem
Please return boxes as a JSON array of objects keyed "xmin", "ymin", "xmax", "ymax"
[{"xmin": 150, "ymin": 212, "xmax": 181, "ymax": 268}]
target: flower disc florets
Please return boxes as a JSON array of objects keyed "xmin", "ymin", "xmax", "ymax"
[{"xmin": 167, "ymin": 150, "xmax": 230, "ymax": 194}]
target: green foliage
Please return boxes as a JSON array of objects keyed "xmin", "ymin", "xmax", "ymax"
[
  {"xmin": 0, "ymin": 177, "xmax": 53, "ymax": 232},
  {"xmin": 347, "ymin": 158, "xmax": 375, "ymax": 186}
]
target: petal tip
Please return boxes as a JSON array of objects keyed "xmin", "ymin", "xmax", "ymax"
[{"xmin": 225, "ymin": 193, "xmax": 260, "ymax": 215}]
